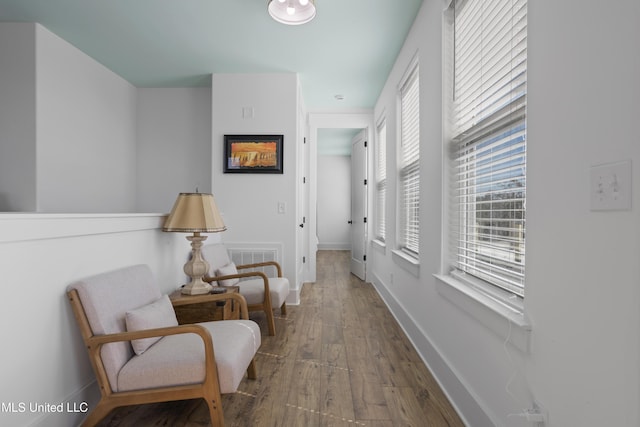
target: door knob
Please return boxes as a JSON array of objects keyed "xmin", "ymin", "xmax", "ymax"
[{"xmin": 348, "ymin": 220, "xmax": 353, "ymax": 224}]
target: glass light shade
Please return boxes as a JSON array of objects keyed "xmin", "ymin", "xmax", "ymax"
[
  {"xmin": 268, "ymin": 0, "xmax": 316, "ymax": 25},
  {"xmin": 163, "ymin": 192, "xmax": 226, "ymax": 233}
]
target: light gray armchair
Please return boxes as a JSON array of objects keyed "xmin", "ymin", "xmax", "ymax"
[
  {"xmin": 202, "ymin": 243, "xmax": 289, "ymax": 336},
  {"xmin": 67, "ymin": 264, "xmax": 260, "ymax": 427}
]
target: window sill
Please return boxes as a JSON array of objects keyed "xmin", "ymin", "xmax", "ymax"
[
  {"xmin": 392, "ymin": 249, "xmax": 419, "ymax": 277},
  {"xmin": 372, "ymin": 239, "xmax": 386, "ymax": 253},
  {"xmin": 434, "ymin": 273, "xmax": 531, "ymax": 353}
]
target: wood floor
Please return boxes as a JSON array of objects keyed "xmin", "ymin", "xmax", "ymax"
[{"xmin": 97, "ymin": 250, "xmax": 464, "ymax": 427}]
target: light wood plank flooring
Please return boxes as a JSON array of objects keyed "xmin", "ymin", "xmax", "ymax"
[{"xmin": 97, "ymin": 250, "xmax": 464, "ymax": 427}]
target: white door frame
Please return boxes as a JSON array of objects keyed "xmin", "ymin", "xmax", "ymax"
[
  {"xmin": 295, "ymin": 99, "xmax": 309, "ymax": 305},
  {"xmin": 350, "ymin": 129, "xmax": 368, "ymax": 280},
  {"xmin": 307, "ymin": 112, "xmax": 374, "ymax": 283}
]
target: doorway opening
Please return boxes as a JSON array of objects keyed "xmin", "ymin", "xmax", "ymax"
[
  {"xmin": 307, "ymin": 113, "xmax": 374, "ymax": 283},
  {"xmin": 317, "ymin": 128, "xmax": 360, "ymax": 251}
]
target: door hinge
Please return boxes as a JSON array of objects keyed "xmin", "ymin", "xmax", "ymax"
[
  {"xmin": 303, "ymin": 177, "xmax": 306, "ymax": 184},
  {"xmin": 363, "ymin": 254, "xmax": 367, "ymax": 261},
  {"xmin": 304, "ymin": 137, "xmax": 306, "ymax": 144},
  {"xmin": 364, "ymin": 140, "xmax": 368, "ymax": 147},
  {"xmin": 364, "ymin": 179, "xmax": 367, "ymax": 185},
  {"xmin": 303, "ymin": 256, "xmax": 306, "ymax": 263},
  {"xmin": 364, "ymin": 217, "xmax": 367, "ymax": 223}
]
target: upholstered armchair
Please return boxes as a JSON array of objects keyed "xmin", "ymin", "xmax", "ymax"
[
  {"xmin": 67, "ymin": 264, "xmax": 260, "ymax": 427},
  {"xmin": 201, "ymin": 243, "xmax": 289, "ymax": 336}
]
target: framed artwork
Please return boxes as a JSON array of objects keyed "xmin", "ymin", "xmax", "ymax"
[{"xmin": 223, "ymin": 134, "xmax": 284, "ymax": 174}]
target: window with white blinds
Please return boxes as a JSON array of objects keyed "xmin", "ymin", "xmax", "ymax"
[
  {"xmin": 399, "ymin": 63, "xmax": 420, "ymax": 256},
  {"xmin": 376, "ymin": 120, "xmax": 387, "ymax": 242},
  {"xmin": 449, "ymin": 0, "xmax": 527, "ymax": 297}
]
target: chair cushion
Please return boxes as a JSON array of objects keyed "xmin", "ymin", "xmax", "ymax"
[
  {"xmin": 239, "ymin": 277, "xmax": 289, "ymax": 307},
  {"xmin": 215, "ymin": 262, "xmax": 240, "ymax": 286},
  {"xmin": 201, "ymin": 243, "xmax": 289, "ymax": 308},
  {"xmin": 125, "ymin": 295, "xmax": 179, "ymax": 355},
  {"xmin": 117, "ymin": 320, "xmax": 261, "ymax": 394},
  {"xmin": 67, "ymin": 265, "xmax": 161, "ymax": 392},
  {"xmin": 202, "ymin": 243, "xmax": 232, "ymax": 273}
]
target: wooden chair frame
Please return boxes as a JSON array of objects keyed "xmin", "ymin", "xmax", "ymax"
[
  {"xmin": 205, "ymin": 261, "xmax": 287, "ymax": 336},
  {"xmin": 67, "ymin": 290, "xmax": 256, "ymax": 427}
]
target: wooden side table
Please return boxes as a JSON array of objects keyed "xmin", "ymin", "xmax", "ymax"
[{"xmin": 169, "ymin": 286, "xmax": 240, "ymax": 324}]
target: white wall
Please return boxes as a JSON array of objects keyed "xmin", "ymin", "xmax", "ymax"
[
  {"xmin": 0, "ymin": 24, "xmax": 210, "ymax": 216},
  {"xmin": 0, "ymin": 214, "xmax": 186, "ymax": 427},
  {"xmin": 0, "ymin": 23, "xmax": 138, "ymax": 213},
  {"xmin": 211, "ymin": 73, "xmax": 300, "ymax": 302},
  {"xmin": 370, "ymin": 1, "xmax": 640, "ymax": 426},
  {"xmin": 0, "ymin": 23, "xmax": 37, "ymax": 212},
  {"xmin": 34, "ymin": 25, "xmax": 135, "ymax": 212},
  {"xmin": 35, "ymin": 24, "xmax": 137, "ymax": 213},
  {"xmin": 525, "ymin": 0, "xmax": 640, "ymax": 425},
  {"xmin": 317, "ymin": 155, "xmax": 351, "ymax": 249},
  {"xmin": 136, "ymin": 87, "xmax": 213, "ymax": 212}
]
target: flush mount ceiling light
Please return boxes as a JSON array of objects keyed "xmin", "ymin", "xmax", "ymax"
[{"xmin": 268, "ymin": 0, "xmax": 316, "ymax": 25}]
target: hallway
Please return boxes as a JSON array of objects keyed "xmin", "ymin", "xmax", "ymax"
[{"xmin": 98, "ymin": 251, "xmax": 464, "ymax": 426}]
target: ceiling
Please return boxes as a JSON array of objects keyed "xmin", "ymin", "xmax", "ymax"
[
  {"xmin": 318, "ymin": 128, "xmax": 361, "ymax": 156},
  {"xmin": 0, "ymin": 0, "xmax": 423, "ymax": 110}
]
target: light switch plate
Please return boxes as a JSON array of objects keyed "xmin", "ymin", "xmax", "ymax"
[{"xmin": 590, "ymin": 160, "xmax": 632, "ymax": 211}]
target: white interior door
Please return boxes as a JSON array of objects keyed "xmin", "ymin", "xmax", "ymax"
[
  {"xmin": 350, "ymin": 129, "xmax": 367, "ymax": 280},
  {"xmin": 297, "ymin": 111, "xmax": 309, "ymax": 291}
]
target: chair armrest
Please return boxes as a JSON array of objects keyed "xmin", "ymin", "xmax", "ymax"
[
  {"xmin": 204, "ymin": 271, "xmax": 270, "ymax": 295},
  {"xmin": 89, "ymin": 323, "xmax": 212, "ymax": 347},
  {"xmin": 224, "ymin": 292, "xmax": 250, "ymax": 320},
  {"xmin": 236, "ymin": 261, "xmax": 283, "ymax": 277}
]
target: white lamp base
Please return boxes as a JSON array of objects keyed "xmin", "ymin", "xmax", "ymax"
[
  {"xmin": 181, "ymin": 232, "xmax": 213, "ymax": 295},
  {"xmin": 181, "ymin": 279, "xmax": 213, "ymax": 295}
]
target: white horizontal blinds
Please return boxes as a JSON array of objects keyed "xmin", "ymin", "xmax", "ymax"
[
  {"xmin": 451, "ymin": 0, "xmax": 527, "ymax": 297},
  {"xmin": 453, "ymin": 0, "xmax": 527, "ymax": 137},
  {"xmin": 376, "ymin": 121, "xmax": 387, "ymax": 242},
  {"xmin": 400, "ymin": 64, "xmax": 420, "ymax": 255}
]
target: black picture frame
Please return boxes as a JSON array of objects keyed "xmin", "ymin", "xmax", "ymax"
[{"xmin": 223, "ymin": 134, "xmax": 284, "ymax": 174}]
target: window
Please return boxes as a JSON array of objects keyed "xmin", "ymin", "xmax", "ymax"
[
  {"xmin": 448, "ymin": 0, "xmax": 527, "ymax": 298},
  {"xmin": 375, "ymin": 119, "xmax": 387, "ymax": 242},
  {"xmin": 399, "ymin": 62, "xmax": 420, "ymax": 256}
]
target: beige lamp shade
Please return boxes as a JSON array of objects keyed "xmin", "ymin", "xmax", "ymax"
[
  {"xmin": 163, "ymin": 193, "xmax": 226, "ymax": 233},
  {"xmin": 163, "ymin": 192, "xmax": 226, "ymax": 295}
]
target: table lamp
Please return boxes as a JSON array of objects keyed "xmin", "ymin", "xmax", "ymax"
[{"xmin": 163, "ymin": 192, "xmax": 227, "ymax": 295}]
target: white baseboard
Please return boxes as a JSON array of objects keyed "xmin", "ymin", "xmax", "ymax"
[
  {"xmin": 287, "ymin": 286, "xmax": 301, "ymax": 305},
  {"xmin": 317, "ymin": 242, "xmax": 351, "ymax": 250},
  {"xmin": 371, "ymin": 272, "xmax": 494, "ymax": 427}
]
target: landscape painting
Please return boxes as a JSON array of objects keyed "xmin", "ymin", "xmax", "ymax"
[{"xmin": 224, "ymin": 135, "xmax": 283, "ymax": 174}]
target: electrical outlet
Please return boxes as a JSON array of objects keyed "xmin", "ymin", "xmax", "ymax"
[
  {"xmin": 242, "ymin": 106, "xmax": 254, "ymax": 119},
  {"xmin": 590, "ymin": 160, "xmax": 632, "ymax": 211}
]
